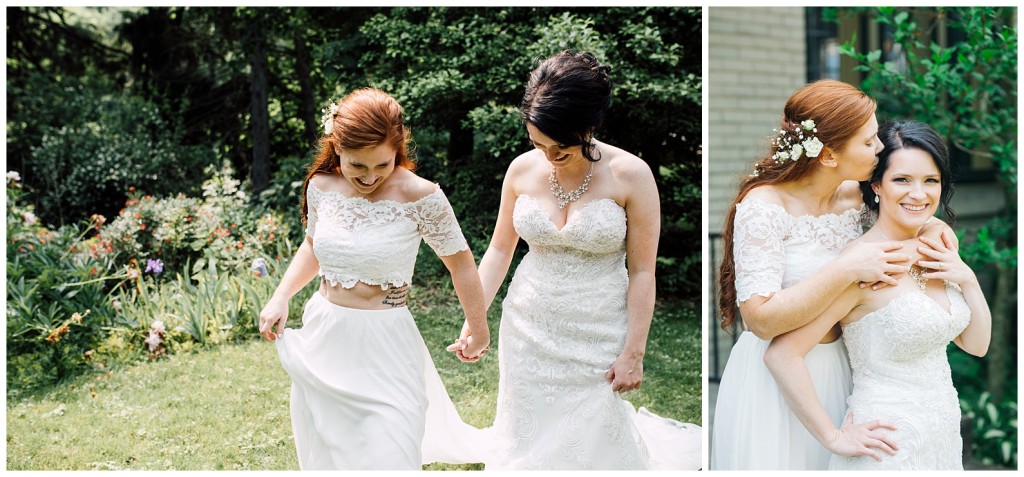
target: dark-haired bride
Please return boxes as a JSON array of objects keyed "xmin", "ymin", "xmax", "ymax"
[{"xmin": 450, "ymin": 50, "xmax": 701, "ymax": 470}]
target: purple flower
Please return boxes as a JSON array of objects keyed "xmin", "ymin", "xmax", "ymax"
[{"xmin": 145, "ymin": 258, "xmax": 164, "ymax": 274}]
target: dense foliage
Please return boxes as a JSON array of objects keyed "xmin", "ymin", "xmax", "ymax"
[{"xmin": 6, "ymin": 7, "xmax": 700, "ymax": 392}]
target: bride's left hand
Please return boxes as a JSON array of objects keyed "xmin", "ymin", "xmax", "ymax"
[
  {"xmin": 606, "ymin": 352, "xmax": 644, "ymax": 393},
  {"xmin": 918, "ymin": 230, "xmax": 976, "ymax": 287}
]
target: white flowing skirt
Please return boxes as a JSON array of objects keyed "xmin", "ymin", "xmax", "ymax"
[
  {"xmin": 711, "ymin": 331, "xmax": 852, "ymax": 470},
  {"xmin": 275, "ymin": 292, "xmax": 486, "ymax": 470}
]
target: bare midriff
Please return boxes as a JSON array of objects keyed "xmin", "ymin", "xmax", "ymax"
[{"xmin": 318, "ymin": 280, "xmax": 409, "ymax": 310}]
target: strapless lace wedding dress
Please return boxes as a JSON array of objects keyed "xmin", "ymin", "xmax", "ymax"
[
  {"xmin": 830, "ymin": 282, "xmax": 970, "ymax": 470},
  {"xmin": 487, "ymin": 194, "xmax": 701, "ymax": 470}
]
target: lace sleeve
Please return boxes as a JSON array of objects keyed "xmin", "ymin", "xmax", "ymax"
[
  {"xmin": 414, "ymin": 187, "xmax": 469, "ymax": 257},
  {"xmin": 733, "ymin": 199, "xmax": 789, "ymax": 304},
  {"xmin": 304, "ymin": 185, "xmax": 319, "ymax": 239}
]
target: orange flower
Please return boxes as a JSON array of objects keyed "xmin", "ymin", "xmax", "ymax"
[{"xmin": 46, "ymin": 324, "xmax": 70, "ymax": 344}]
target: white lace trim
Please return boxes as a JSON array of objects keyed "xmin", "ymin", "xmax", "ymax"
[{"xmin": 733, "ymin": 198, "xmax": 864, "ymax": 304}]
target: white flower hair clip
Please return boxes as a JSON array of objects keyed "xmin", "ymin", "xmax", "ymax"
[
  {"xmin": 320, "ymin": 102, "xmax": 339, "ymax": 135},
  {"xmin": 750, "ymin": 119, "xmax": 824, "ymax": 177},
  {"xmin": 770, "ymin": 119, "xmax": 822, "ymax": 164}
]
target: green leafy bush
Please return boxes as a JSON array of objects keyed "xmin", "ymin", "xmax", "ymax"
[
  {"xmin": 10, "ymin": 71, "xmax": 212, "ymax": 227},
  {"xmin": 6, "ymin": 173, "xmax": 124, "ymax": 391},
  {"xmin": 961, "ymin": 391, "xmax": 1018, "ymax": 468},
  {"xmin": 99, "ymin": 162, "xmax": 290, "ymax": 276}
]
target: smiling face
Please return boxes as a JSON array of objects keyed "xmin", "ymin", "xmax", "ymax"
[
  {"xmin": 872, "ymin": 147, "xmax": 942, "ymax": 231},
  {"xmin": 335, "ymin": 143, "xmax": 397, "ymax": 195},
  {"xmin": 526, "ymin": 123, "xmax": 587, "ymax": 168},
  {"xmin": 831, "ymin": 114, "xmax": 883, "ymax": 181}
]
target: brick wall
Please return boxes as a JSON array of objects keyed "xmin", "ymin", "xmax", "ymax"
[{"xmin": 707, "ymin": 7, "xmax": 807, "ymax": 233}]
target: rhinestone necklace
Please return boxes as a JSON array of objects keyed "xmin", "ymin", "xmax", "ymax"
[
  {"xmin": 549, "ymin": 162, "xmax": 594, "ymax": 209},
  {"xmin": 907, "ymin": 266, "xmax": 928, "ymax": 291}
]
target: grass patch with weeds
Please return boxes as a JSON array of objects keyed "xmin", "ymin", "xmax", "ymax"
[{"xmin": 7, "ymin": 295, "xmax": 700, "ymax": 470}]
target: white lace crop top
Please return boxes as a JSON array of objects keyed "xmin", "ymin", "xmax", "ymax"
[
  {"xmin": 304, "ymin": 183, "xmax": 469, "ymax": 289},
  {"xmin": 732, "ymin": 198, "xmax": 869, "ymax": 304}
]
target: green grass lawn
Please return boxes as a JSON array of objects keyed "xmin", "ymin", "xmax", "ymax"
[{"xmin": 6, "ymin": 296, "xmax": 701, "ymax": 470}]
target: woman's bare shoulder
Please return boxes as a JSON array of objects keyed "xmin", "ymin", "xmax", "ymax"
[
  {"xmin": 390, "ymin": 168, "xmax": 438, "ymax": 202},
  {"xmin": 743, "ymin": 184, "xmax": 785, "ymax": 206}
]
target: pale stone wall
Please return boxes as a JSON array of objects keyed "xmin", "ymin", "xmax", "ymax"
[{"xmin": 708, "ymin": 7, "xmax": 807, "ymax": 233}]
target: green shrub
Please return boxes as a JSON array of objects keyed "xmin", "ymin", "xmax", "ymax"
[
  {"xmin": 11, "ymin": 71, "xmax": 212, "ymax": 227},
  {"xmin": 98, "ymin": 162, "xmax": 291, "ymax": 276},
  {"xmin": 6, "ymin": 173, "xmax": 125, "ymax": 390},
  {"xmin": 961, "ymin": 391, "xmax": 1018, "ymax": 468}
]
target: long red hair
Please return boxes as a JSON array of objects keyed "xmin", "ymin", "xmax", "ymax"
[
  {"xmin": 300, "ymin": 88, "xmax": 415, "ymax": 225},
  {"xmin": 718, "ymin": 80, "xmax": 876, "ymax": 331}
]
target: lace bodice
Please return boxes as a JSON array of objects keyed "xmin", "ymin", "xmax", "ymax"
[
  {"xmin": 305, "ymin": 183, "xmax": 468, "ymax": 289},
  {"xmin": 841, "ymin": 283, "xmax": 970, "ymax": 394},
  {"xmin": 494, "ymin": 194, "xmax": 649, "ymax": 469},
  {"xmin": 733, "ymin": 198, "xmax": 865, "ymax": 303},
  {"xmin": 831, "ymin": 283, "xmax": 970, "ymax": 470}
]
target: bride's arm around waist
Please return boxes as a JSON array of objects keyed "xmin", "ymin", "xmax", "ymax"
[{"xmin": 763, "ymin": 285, "xmax": 899, "ymax": 461}]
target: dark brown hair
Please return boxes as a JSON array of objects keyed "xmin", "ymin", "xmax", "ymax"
[
  {"xmin": 861, "ymin": 119, "xmax": 956, "ymax": 224},
  {"xmin": 521, "ymin": 50, "xmax": 612, "ymax": 162},
  {"xmin": 719, "ymin": 80, "xmax": 877, "ymax": 331},
  {"xmin": 301, "ymin": 88, "xmax": 415, "ymax": 224}
]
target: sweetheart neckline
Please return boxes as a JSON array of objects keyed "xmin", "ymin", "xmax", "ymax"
[
  {"xmin": 842, "ymin": 283, "xmax": 961, "ymax": 330},
  {"xmin": 517, "ymin": 194, "xmax": 623, "ymax": 233}
]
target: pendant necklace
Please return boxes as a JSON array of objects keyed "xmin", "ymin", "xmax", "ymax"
[{"xmin": 549, "ymin": 162, "xmax": 594, "ymax": 209}]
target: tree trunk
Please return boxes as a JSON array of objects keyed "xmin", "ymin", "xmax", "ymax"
[
  {"xmin": 249, "ymin": 34, "xmax": 270, "ymax": 194},
  {"xmin": 986, "ymin": 260, "xmax": 1016, "ymax": 403},
  {"xmin": 294, "ymin": 32, "xmax": 317, "ymax": 147}
]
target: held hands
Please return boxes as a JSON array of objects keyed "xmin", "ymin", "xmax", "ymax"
[
  {"xmin": 258, "ymin": 297, "xmax": 288, "ymax": 342},
  {"xmin": 445, "ymin": 320, "xmax": 490, "ymax": 362},
  {"xmin": 840, "ymin": 240, "xmax": 910, "ymax": 290},
  {"xmin": 606, "ymin": 351, "xmax": 644, "ymax": 393},
  {"xmin": 918, "ymin": 230, "xmax": 976, "ymax": 288},
  {"xmin": 828, "ymin": 411, "xmax": 899, "ymax": 461}
]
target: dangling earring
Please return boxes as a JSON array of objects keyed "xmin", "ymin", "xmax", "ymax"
[{"xmin": 874, "ymin": 195, "xmax": 880, "ymax": 204}]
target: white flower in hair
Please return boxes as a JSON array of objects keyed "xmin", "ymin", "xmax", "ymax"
[
  {"xmin": 320, "ymin": 102, "xmax": 339, "ymax": 135},
  {"xmin": 790, "ymin": 144, "xmax": 803, "ymax": 160},
  {"xmin": 803, "ymin": 137, "xmax": 824, "ymax": 158},
  {"xmin": 765, "ymin": 118, "xmax": 823, "ymax": 165}
]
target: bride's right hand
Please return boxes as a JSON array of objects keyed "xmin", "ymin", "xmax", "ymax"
[
  {"xmin": 445, "ymin": 320, "xmax": 489, "ymax": 362},
  {"xmin": 258, "ymin": 297, "xmax": 289, "ymax": 342},
  {"xmin": 837, "ymin": 240, "xmax": 908, "ymax": 289},
  {"xmin": 828, "ymin": 412, "xmax": 899, "ymax": 461}
]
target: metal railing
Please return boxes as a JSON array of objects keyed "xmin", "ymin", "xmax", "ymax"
[{"xmin": 708, "ymin": 232, "xmax": 741, "ymax": 383}]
